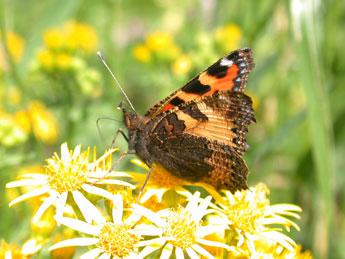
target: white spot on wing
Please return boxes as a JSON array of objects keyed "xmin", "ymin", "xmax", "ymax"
[{"xmin": 220, "ymin": 58, "xmax": 233, "ymax": 67}]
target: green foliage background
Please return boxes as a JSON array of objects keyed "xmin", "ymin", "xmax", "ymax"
[{"xmin": 0, "ymin": 0, "xmax": 344, "ymax": 258}]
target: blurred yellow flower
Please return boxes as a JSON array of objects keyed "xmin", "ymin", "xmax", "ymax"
[
  {"xmin": 43, "ymin": 28, "xmax": 64, "ymax": 49},
  {"xmin": 0, "ymin": 239, "xmax": 26, "ymax": 259},
  {"xmin": 14, "ymin": 110, "xmax": 31, "ymax": 134},
  {"xmin": 28, "ymin": 101, "xmax": 58, "ymax": 144},
  {"xmin": 146, "ymin": 31, "xmax": 174, "ymax": 51},
  {"xmin": 65, "ymin": 21, "xmax": 98, "ymax": 53},
  {"xmin": 214, "ymin": 23, "xmax": 242, "ymax": 51},
  {"xmin": 38, "ymin": 49, "xmax": 55, "ymax": 68},
  {"xmin": 5, "ymin": 31, "xmax": 25, "ymax": 62},
  {"xmin": 0, "ymin": 111, "xmax": 28, "ymax": 147},
  {"xmin": 171, "ymin": 55, "xmax": 192, "ymax": 75},
  {"xmin": 133, "ymin": 44, "xmax": 151, "ymax": 63},
  {"xmin": 56, "ymin": 53, "xmax": 71, "ymax": 69}
]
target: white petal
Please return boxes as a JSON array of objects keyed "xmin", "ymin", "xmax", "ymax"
[
  {"xmin": 112, "ymin": 194, "xmax": 123, "ymax": 224},
  {"xmin": 131, "ymin": 204, "xmax": 165, "ymax": 227},
  {"xmin": 137, "ymin": 237, "xmax": 166, "ymax": 247},
  {"xmin": 196, "ymin": 238, "xmax": 231, "ymax": 250},
  {"xmin": 191, "ymin": 244, "xmax": 215, "ymax": 259},
  {"xmin": 140, "ymin": 188, "xmax": 166, "ymax": 203},
  {"xmin": 72, "ymin": 144, "xmax": 81, "ymax": 159},
  {"xmin": 99, "ymin": 252, "xmax": 111, "ymax": 259},
  {"xmin": 132, "ymin": 225, "xmax": 162, "ymax": 237},
  {"xmin": 186, "ymin": 192, "xmax": 200, "ymax": 212},
  {"xmin": 186, "ymin": 247, "xmax": 200, "ymax": 259},
  {"xmin": 175, "ymin": 247, "xmax": 185, "ymax": 259},
  {"xmin": 60, "ymin": 143, "xmax": 70, "ymax": 160},
  {"xmin": 17, "ymin": 173, "xmax": 48, "ymax": 179},
  {"xmin": 72, "ymin": 190, "xmax": 104, "ymax": 224},
  {"xmin": 6, "ymin": 178, "xmax": 47, "ymax": 188},
  {"xmin": 49, "ymin": 237, "xmax": 98, "ymax": 250},
  {"xmin": 56, "ymin": 217, "xmax": 100, "ymax": 236},
  {"xmin": 9, "ymin": 186, "xmax": 50, "ymax": 206},
  {"xmin": 55, "ymin": 191, "xmax": 68, "ymax": 221},
  {"xmin": 80, "ymin": 248, "xmax": 102, "ymax": 259},
  {"xmin": 261, "ymin": 231, "xmax": 296, "ymax": 252},
  {"xmin": 33, "ymin": 194, "xmax": 57, "ymax": 224},
  {"xmin": 161, "ymin": 243, "xmax": 174, "ymax": 259},
  {"xmin": 87, "ymin": 179, "xmax": 134, "ymax": 188}
]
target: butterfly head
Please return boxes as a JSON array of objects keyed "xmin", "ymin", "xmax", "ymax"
[{"xmin": 123, "ymin": 109, "xmax": 140, "ymax": 131}]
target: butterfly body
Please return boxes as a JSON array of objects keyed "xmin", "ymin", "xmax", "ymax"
[{"xmin": 123, "ymin": 47, "xmax": 255, "ymax": 193}]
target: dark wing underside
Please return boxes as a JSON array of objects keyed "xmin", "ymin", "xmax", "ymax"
[{"xmin": 144, "ymin": 91, "xmax": 255, "ymax": 192}]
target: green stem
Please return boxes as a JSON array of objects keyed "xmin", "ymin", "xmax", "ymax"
[{"xmin": 0, "ymin": 1, "xmax": 26, "ymax": 95}]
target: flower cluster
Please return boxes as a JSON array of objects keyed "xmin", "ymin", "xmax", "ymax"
[
  {"xmin": 133, "ymin": 31, "xmax": 192, "ymax": 76},
  {"xmin": 133, "ymin": 23, "xmax": 243, "ymax": 77},
  {"xmin": 0, "ymin": 100, "xmax": 58, "ymax": 147},
  {"xmin": 33, "ymin": 21, "xmax": 102, "ymax": 97},
  {"xmin": 6, "ymin": 142, "xmax": 312, "ymax": 258}
]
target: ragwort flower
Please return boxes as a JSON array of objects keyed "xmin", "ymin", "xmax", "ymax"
[
  {"xmin": 133, "ymin": 192, "xmax": 231, "ymax": 258},
  {"xmin": 6, "ymin": 143, "xmax": 134, "ymax": 224},
  {"xmin": 49, "ymin": 194, "xmax": 151, "ymax": 259},
  {"xmin": 215, "ymin": 183, "xmax": 302, "ymax": 256}
]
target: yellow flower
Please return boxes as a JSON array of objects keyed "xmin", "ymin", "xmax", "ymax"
[
  {"xmin": 215, "ymin": 183, "xmax": 302, "ymax": 256},
  {"xmin": 43, "ymin": 28, "xmax": 64, "ymax": 49},
  {"xmin": 214, "ymin": 23, "xmax": 242, "ymax": 51},
  {"xmin": 5, "ymin": 31, "xmax": 25, "ymax": 62},
  {"xmin": 133, "ymin": 44, "xmax": 151, "ymax": 63},
  {"xmin": 56, "ymin": 53, "xmax": 72, "ymax": 69},
  {"xmin": 133, "ymin": 192, "xmax": 231, "ymax": 258},
  {"xmin": 14, "ymin": 109, "xmax": 31, "ymax": 133},
  {"xmin": 49, "ymin": 195, "xmax": 151, "ymax": 258},
  {"xmin": 6, "ymin": 143, "xmax": 133, "ymax": 224},
  {"xmin": 28, "ymin": 101, "xmax": 58, "ymax": 144},
  {"xmin": 37, "ymin": 49, "xmax": 55, "ymax": 69},
  {"xmin": 129, "ymin": 159, "xmax": 192, "ymax": 205},
  {"xmin": 0, "ymin": 239, "xmax": 26, "ymax": 258},
  {"xmin": 146, "ymin": 31, "xmax": 174, "ymax": 51},
  {"xmin": 64, "ymin": 21, "xmax": 98, "ymax": 53},
  {"xmin": 171, "ymin": 55, "xmax": 192, "ymax": 75}
]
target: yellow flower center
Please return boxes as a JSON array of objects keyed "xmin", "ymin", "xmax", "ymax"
[
  {"xmin": 97, "ymin": 223, "xmax": 140, "ymax": 257},
  {"xmin": 45, "ymin": 154, "xmax": 89, "ymax": 193},
  {"xmin": 162, "ymin": 208, "xmax": 198, "ymax": 249},
  {"xmin": 226, "ymin": 184, "xmax": 270, "ymax": 234}
]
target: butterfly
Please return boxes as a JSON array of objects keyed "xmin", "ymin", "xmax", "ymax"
[{"xmin": 120, "ymin": 47, "xmax": 255, "ymax": 193}]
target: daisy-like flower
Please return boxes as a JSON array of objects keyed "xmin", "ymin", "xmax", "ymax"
[
  {"xmin": 49, "ymin": 194, "xmax": 152, "ymax": 259},
  {"xmin": 215, "ymin": 183, "xmax": 302, "ymax": 257},
  {"xmin": 133, "ymin": 192, "xmax": 232, "ymax": 258},
  {"xmin": 6, "ymin": 143, "xmax": 134, "ymax": 224}
]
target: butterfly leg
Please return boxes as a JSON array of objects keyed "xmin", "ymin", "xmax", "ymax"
[
  {"xmin": 136, "ymin": 163, "xmax": 153, "ymax": 203},
  {"xmin": 110, "ymin": 128, "xmax": 129, "ymax": 149}
]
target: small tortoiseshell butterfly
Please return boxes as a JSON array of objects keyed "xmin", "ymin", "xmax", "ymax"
[{"xmin": 120, "ymin": 47, "xmax": 255, "ymax": 193}]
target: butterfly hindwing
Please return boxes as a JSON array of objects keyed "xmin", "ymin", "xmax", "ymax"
[
  {"xmin": 145, "ymin": 47, "xmax": 254, "ymax": 118},
  {"xmin": 145, "ymin": 131, "xmax": 249, "ymax": 192}
]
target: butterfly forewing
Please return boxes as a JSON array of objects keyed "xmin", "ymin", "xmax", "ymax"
[{"xmin": 145, "ymin": 47, "xmax": 254, "ymax": 118}]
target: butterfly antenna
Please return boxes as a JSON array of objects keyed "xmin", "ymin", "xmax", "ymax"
[{"xmin": 97, "ymin": 51, "xmax": 136, "ymax": 112}]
